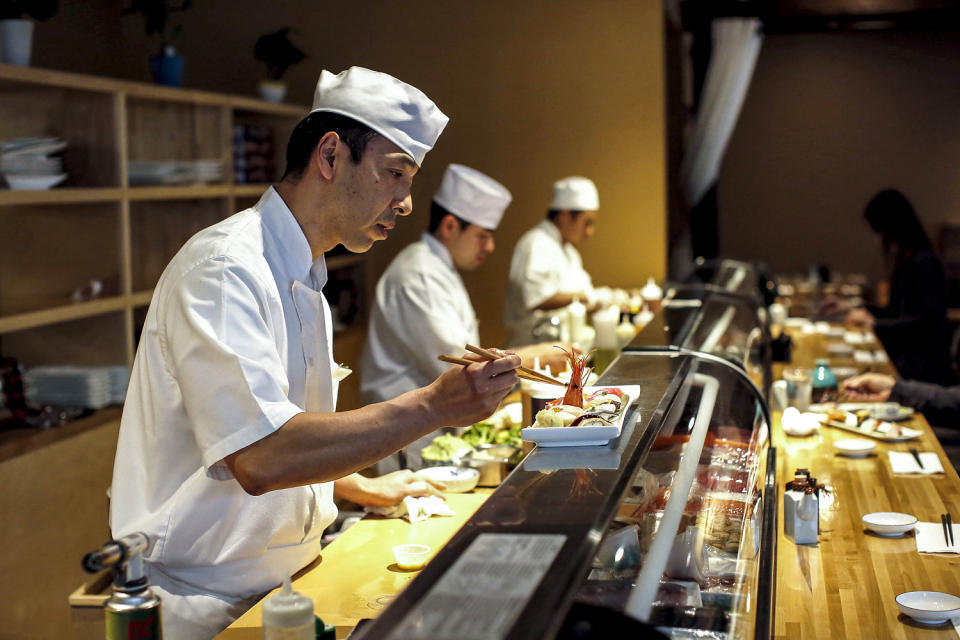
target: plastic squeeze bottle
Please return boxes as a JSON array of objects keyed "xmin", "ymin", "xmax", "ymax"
[{"xmin": 262, "ymin": 575, "xmax": 315, "ymax": 640}]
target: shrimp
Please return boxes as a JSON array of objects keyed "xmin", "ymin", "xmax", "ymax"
[{"xmin": 548, "ymin": 346, "xmax": 593, "ymax": 409}]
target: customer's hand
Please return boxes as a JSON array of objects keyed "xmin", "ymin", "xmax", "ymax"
[
  {"xmin": 841, "ymin": 373, "xmax": 895, "ymax": 401},
  {"xmin": 427, "ymin": 349, "xmax": 520, "ymax": 427},
  {"xmin": 334, "ymin": 470, "xmax": 445, "ymax": 508},
  {"xmin": 845, "ymin": 307, "xmax": 876, "ymax": 328},
  {"xmin": 819, "ymin": 296, "xmax": 853, "ymax": 315}
]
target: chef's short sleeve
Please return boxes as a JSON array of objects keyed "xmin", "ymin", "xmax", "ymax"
[{"xmin": 162, "ymin": 257, "xmax": 303, "ymax": 470}]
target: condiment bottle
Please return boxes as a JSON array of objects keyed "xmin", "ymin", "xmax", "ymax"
[
  {"xmin": 262, "ymin": 575, "xmax": 315, "ymax": 639},
  {"xmin": 640, "ymin": 277, "xmax": 663, "ymax": 312},
  {"xmin": 811, "ymin": 359, "xmax": 837, "ymax": 403},
  {"xmin": 784, "ymin": 469, "xmax": 818, "ymax": 544}
]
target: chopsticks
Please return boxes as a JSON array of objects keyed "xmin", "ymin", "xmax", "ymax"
[
  {"xmin": 464, "ymin": 344, "xmax": 567, "ymax": 387},
  {"xmin": 909, "ymin": 447, "xmax": 925, "ymax": 471},
  {"xmin": 437, "ymin": 347, "xmax": 567, "ymax": 387},
  {"xmin": 942, "ymin": 513, "xmax": 956, "ymax": 548}
]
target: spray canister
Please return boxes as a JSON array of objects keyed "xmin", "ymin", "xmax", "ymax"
[{"xmin": 83, "ymin": 532, "xmax": 162, "ymax": 640}]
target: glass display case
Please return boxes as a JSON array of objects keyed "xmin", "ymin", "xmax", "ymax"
[
  {"xmin": 680, "ymin": 258, "xmax": 777, "ymax": 305},
  {"xmin": 354, "ymin": 350, "xmax": 776, "ymax": 640}
]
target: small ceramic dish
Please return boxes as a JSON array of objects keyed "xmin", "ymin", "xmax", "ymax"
[
  {"xmin": 895, "ymin": 591, "xmax": 960, "ymax": 624},
  {"xmin": 392, "ymin": 544, "xmax": 431, "ymax": 571},
  {"xmin": 415, "ymin": 466, "xmax": 479, "ymax": 493},
  {"xmin": 862, "ymin": 512, "xmax": 918, "ymax": 536},
  {"xmin": 834, "ymin": 438, "xmax": 876, "ymax": 457}
]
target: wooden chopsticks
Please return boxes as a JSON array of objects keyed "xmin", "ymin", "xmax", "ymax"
[{"xmin": 437, "ymin": 346, "xmax": 567, "ymax": 387}]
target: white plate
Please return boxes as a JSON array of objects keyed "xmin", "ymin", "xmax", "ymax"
[
  {"xmin": 810, "ymin": 402, "xmax": 915, "ymax": 422},
  {"xmin": 415, "ymin": 466, "xmax": 479, "ymax": 493},
  {"xmin": 5, "ymin": 173, "xmax": 66, "ymax": 190},
  {"xmin": 521, "ymin": 385, "xmax": 640, "ymax": 447},
  {"xmin": 834, "ymin": 438, "xmax": 876, "ymax": 457},
  {"xmin": 895, "ymin": 591, "xmax": 960, "ymax": 624},
  {"xmin": 862, "ymin": 512, "xmax": 917, "ymax": 536},
  {"xmin": 830, "ymin": 366, "xmax": 859, "ymax": 379}
]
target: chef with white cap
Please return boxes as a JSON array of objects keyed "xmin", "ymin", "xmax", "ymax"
[
  {"xmin": 505, "ymin": 176, "xmax": 600, "ymax": 346},
  {"xmin": 361, "ymin": 164, "xmax": 569, "ymax": 470},
  {"xmin": 109, "ymin": 68, "xmax": 521, "ymax": 639}
]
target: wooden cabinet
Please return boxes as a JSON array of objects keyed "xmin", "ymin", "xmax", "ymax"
[{"xmin": 0, "ymin": 63, "xmax": 307, "ymax": 371}]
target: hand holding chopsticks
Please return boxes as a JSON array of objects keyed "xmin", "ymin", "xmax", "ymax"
[{"xmin": 438, "ymin": 345, "xmax": 567, "ymax": 387}]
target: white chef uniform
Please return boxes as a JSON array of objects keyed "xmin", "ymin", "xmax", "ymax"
[
  {"xmin": 110, "ymin": 187, "xmax": 339, "ymax": 639},
  {"xmin": 505, "ymin": 176, "xmax": 599, "ymax": 346},
  {"xmin": 361, "ymin": 164, "xmax": 510, "ymax": 470},
  {"xmin": 505, "ymin": 219, "xmax": 596, "ymax": 346}
]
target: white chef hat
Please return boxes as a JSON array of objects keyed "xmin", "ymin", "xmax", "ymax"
[
  {"xmin": 433, "ymin": 164, "xmax": 512, "ymax": 230},
  {"xmin": 311, "ymin": 66, "xmax": 449, "ymax": 166},
  {"xmin": 550, "ymin": 176, "xmax": 599, "ymax": 211}
]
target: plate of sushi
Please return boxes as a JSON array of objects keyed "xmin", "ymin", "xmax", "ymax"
[{"xmin": 521, "ymin": 348, "xmax": 639, "ymax": 447}]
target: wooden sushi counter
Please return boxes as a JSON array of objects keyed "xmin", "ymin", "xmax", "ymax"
[
  {"xmin": 772, "ymin": 327, "xmax": 960, "ymax": 639},
  {"xmin": 216, "ymin": 491, "xmax": 491, "ymax": 639}
]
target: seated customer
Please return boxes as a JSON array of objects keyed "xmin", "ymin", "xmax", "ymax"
[
  {"xmin": 842, "ymin": 373, "xmax": 960, "ymax": 428},
  {"xmin": 832, "ymin": 190, "xmax": 953, "ymax": 384}
]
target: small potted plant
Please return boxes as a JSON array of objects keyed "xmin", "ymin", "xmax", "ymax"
[
  {"xmin": 253, "ymin": 28, "xmax": 305, "ymax": 103},
  {"xmin": 0, "ymin": 0, "xmax": 58, "ymax": 66},
  {"xmin": 124, "ymin": 0, "xmax": 191, "ymax": 86}
]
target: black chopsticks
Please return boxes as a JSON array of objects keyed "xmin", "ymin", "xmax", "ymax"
[
  {"xmin": 909, "ymin": 447, "xmax": 925, "ymax": 471},
  {"xmin": 942, "ymin": 513, "xmax": 955, "ymax": 548}
]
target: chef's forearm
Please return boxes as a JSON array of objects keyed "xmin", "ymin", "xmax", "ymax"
[{"xmin": 226, "ymin": 386, "xmax": 443, "ymax": 495}]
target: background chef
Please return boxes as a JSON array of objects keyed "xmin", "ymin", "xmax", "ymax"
[
  {"xmin": 505, "ymin": 176, "xmax": 601, "ymax": 346},
  {"xmin": 361, "ymin": 163, "xmax": 570, "ymax": 470},
  {"xmin": 109, "ymin": 67, "xmax": 521, "ymax": 640}
]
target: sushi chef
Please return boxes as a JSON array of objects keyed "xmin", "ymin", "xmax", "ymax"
[
  {"xmin": 505, "ymin": 176, "xmax": 600, "ymax": 346},
  {"xmin": 360, "ymin": 164, "xmax": 570, "ymax": 470},
  {"xmin": 109, "ymin": 67, "xmax": 520, "ymax": 640}
]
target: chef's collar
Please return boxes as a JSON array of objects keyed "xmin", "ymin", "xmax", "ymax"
[
  {"xmin": 420, "ymin": 231, "xmax": 455, "ymax": 271},
  {"xmin": 259, "ymin": 186, "xmax": 327, "ymax": 289},
  {"xmin": 538, "ymin": 218, "xmax": 566, "ymax": 246}
]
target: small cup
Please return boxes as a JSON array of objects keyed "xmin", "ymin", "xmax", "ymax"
[
  {"xmin": 783, "ymin": 368, "xmax": 812, "ymax": 411},
  {"xmin": 392, "ymin": 544, "xmax": 431, "ymax": 570}
]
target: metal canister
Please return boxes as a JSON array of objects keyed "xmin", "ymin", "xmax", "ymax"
[{"xmin": 104, "ymin": 581, "xmax": 162, "ymax": 640}]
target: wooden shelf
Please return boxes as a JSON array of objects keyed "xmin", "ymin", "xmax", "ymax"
[
  {"xmin": 0, "ymin": 406, "xmax": 122, "ymax": 464},
  {"xmin": 0, "ymin": 187, "xmax": 124, "ymax": 206},
  {"xmin": 127, "ymin": 184, "xmax": 233, "ymax": 201},
  {"xmin": 0, "ymin": 296, "xmax": 132, "ymax": 334},
  {"xmin": 0, "ymin": 184, "xmax": 272, "ymax": 207}
]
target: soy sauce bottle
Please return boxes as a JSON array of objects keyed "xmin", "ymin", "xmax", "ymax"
[{"xmin": 811, "ymin": 359, "xmax": 838, "ymax": 403}]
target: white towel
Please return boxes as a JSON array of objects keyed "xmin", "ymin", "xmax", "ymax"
[
  {"xmin": 914, "ymin": 521, "xmax": 959, "ymax": 554},
  {"xmin": 365, "ymin": 495, "xmax": 454, "ymax": 522},
  {"xmin": 889, "ymin": 451, "xmax": 945, "ymax": 475}
]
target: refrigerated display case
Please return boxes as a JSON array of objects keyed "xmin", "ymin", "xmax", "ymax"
[
  {"xmin": 354, "ymin": 350, "xmax": 775, "ymax": 640},
  {"xmin": 680, "ymin": 258, "xmax": 777, "ymax": 305}
]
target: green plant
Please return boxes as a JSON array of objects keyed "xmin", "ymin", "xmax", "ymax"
[
  {"xmin": 254, "ymin": 28, "xmax": 305, "ymax": 80},
  {"xmin": 0, "ymin": 0, "xmax": 58, "ymax": 21},
  {"xmin": 124, "ymin": 0, "xmax": 191, "ymax": 49}
]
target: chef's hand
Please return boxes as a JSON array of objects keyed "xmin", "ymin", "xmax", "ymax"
[
  {"xmin": 427, "ymin": 349, "xmax": 520, "ymax": 426},
  {"xmin": 845, "ymin": 307, "xmax": 875, "ymax": 328},
  {"xmin": 333, "ymin": 471, "xmax": 445, "ymax": 508},
  {"xmin": 515, "ymin": 342, "xmax": 578, "ymax": 376},
  {"xmin": 841, "ymin": 373, "xmax": 895, "ymax": 401}
]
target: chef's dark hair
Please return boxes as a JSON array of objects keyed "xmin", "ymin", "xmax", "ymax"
[
  {"xmin": 547, "ymin": 209, "xmax": 585, "ymax": 220},
  {"xmin": 428, "ymin": 201, "xmax": 470, "ymax": 234},
  {"xmin": 281, "ymin": 112, "xmax": 379, "ymax": 180}
]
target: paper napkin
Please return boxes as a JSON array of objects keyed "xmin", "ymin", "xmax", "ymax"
[
  {"xmin": 889, "ymin": 451, "xmax": 945, "ymax": 475},
  {"xmin": 915, "ymin": 521, "xmax": 959, "ymax": 554}
]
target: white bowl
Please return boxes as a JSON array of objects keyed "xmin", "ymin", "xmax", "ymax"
[
  {"xmin": 862, "ymin": 512, "xmax": 918, "ymax": 536},
  {"xmin": 834, "ymin": 438, "xmax": 876, "ymax": 457},
  {"xmin": 895, "ymin": 591, "xmax": 960, "ymax": 624},
  {"xmin": 827, "ymin": 343, "xmax": 854, "ymax": 356},
  {"xmin": 5, "ymin": 173, "xmax": 66, "ymax": 190},
  {"xmin": 415, "ymin": 466, "xmax": 479, "ymax": 493}
]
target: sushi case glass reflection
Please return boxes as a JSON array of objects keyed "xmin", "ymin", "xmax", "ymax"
[{"xmin": 573, "ymin": 351, "xmax": 773, "ymax": 640}]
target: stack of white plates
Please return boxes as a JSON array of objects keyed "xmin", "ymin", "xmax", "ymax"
[
  {"xmin": 24, "ymin": 365, "xmax": 130, "ymax": 409},
  {"xmin": 1, "ymin": 137, "xmax": 68, "ymax": 190},
  {"xmin": 129, "ymin": 159, "xmax": 224, "ymax": 185}
]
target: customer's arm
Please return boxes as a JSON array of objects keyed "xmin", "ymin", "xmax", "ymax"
[{"xmin": 889, "ymin": 379, "xmax": 960, "ymax": 428}]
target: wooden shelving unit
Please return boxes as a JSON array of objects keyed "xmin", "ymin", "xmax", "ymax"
[{"xmin": 0, "ymin": 63, "xmax": 307, "ymax": 369}]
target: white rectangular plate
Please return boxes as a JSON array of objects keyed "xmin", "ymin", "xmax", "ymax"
[{"xmin": 521, "ymin": 385, "xmax": 640, "ymax": 447}]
